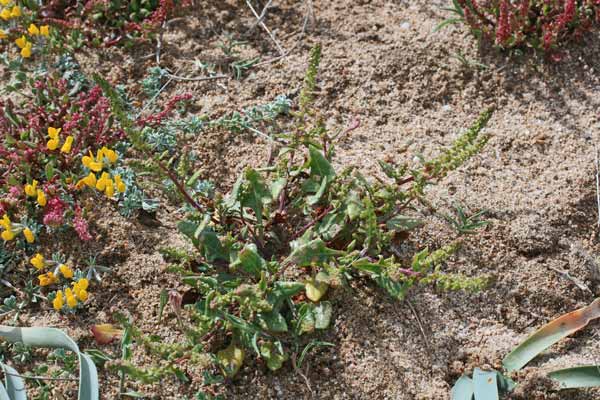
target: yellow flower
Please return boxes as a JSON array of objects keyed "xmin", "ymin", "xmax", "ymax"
[
  {"xmin": 105, "ymin": 179, "xmax": 114, "ymax": 198},
  {"xmin": 103, "ymin": 148, "xmax": 118, "ymax": 164},
  {"xmin": 0, "ymin": 8, "xmax": 11, "ymax": 20},
  {"xmin": 114, "ymin": 175, "xmax": 126, "ymax": 193},
  {"xmin": 83, "ymin": 172, "xmax": 97, "ymax": 188},
  {"xmin": 0, "ymin": 0, "xmax": 10, "ymax": 6},
  {"xmin": 20, "ymin": 42, "xmax": 31, "ymax": 58},
  {"xmin": 60, "ymin": 135, "xmax": 73, "ymax": 153},
  {"xmin": 15, "ymin": 35, "xmax": 27, "ymax": 49},
  {"xmin": 48, "ymin": 127, "xmax": 61, "ymax": 139},
  {"xmin": 38, "ymin": 271, "xmax": 56, "ymax": 286},
  {"xmin": 59, "ymin": 264, "xmax": 73, "ymax": 279},
  {"xmin": 40, "ymin": 25, "xmax": 49, "ymax": 37},
  {"xmin": 75, "ymin": 288, "xmax": 88, "ymax": 302},
  {"xmin": 25, "ymin": 180, "xmax": 38, "ymax": 197},
  {"xmin": 1, "ymin": 229, "xmax": 14, "ymax": 241},
  {"xmin": 9, "ymin": 5, "xmax": 20, "ymax": 17},
  {"xmin": 74, "ymin": 278, "xmax": 89, "ymax": 291},
  {"xmin": 96, "ymin": 173, "xmax": 108, "ymax": 191},
  {"xmin": 53, "ymin": 290, "xmax": 64, "ymax": 310},
  {"xmin": 30, "ymin": 254, "xmax": 45, "ymax": 270},
  {"xmin": 36, "ymin": 189, "xmax": 47, "ymax": 207},
  {"xmin": 23, "ymin": 228, "xmax": 34, "ymax": 243},
  {"xmin": 47, "ymin": 138, "xmax": 59, "ymax": 150},
  {"xmin": 0, "ymin": 29, "xmax": 6, "ymax": 39},
  {"xmin": 0, "ymin": 214, "xmax": 10, "ymax": 230},
  {"xmin": 65, "ymin": 288, "xmax": 77, "ymax": 308},
  {"xmin": 28, "ymin": 24, "xmax": 39, "ymax": 36}
]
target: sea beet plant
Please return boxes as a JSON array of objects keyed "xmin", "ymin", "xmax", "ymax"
[
  {"xmin": 96, "ymin": 44, "xmax": 491, "ymax": 381},
  {"xmin": 441, "ymin": 0, "xmax": 600, "ymax": 54}
]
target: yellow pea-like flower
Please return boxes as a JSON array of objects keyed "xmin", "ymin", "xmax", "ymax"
[
  {"xmin": 83, "ymin": 172, "xmax": 97, "ymax": 188},
  {"xmin": 95, "ymin": 177, "xmax": 107, "ymax": 191},
  {"xmin": 20, "ymin": 42, "xmax": 31, "ymax": 58},
  {"xmin": 74, "ymin": 278, "xmax": 89, "ymax": 291},
  {"xmin": 75, "ymin": 289, "xmax": 88, "ymax": 302},
  {"xmin": 38, "ymin": 271, "xmax": 56, "ymax": 286},
  {"xmin": 48, "ymin": 126, "xmax": 61, "ymax": 139},
  {"xmin": 25, "ymin": 180, "xmax": 38, "ymax": 197},
  {"xmin": 10, "ymin": 5, "xmax": 20, "ymax": 17},
  {"xmin": 47, "ymin": 138, "xmax": 59, "ymax": 150},
  {"xmin": 104, "ymin": 148, "xmax": 118, "ymax": 163},
  {"xmin": 114, "ymin": 175, "xmax": 126, "ymax": 193},
  {"xmin": 0, "ymin": 214, "xmax": 10, "ymax": 230},
  {"xmin": 15, "ymin": 36, "xmax": 27, "ymax": 49},
  {"xmin": 0, "ymin": 8, "xmax": 11, "ymax": 20},
  {"xmin": 89, "ymin": 161, "xmax": 103, "ymax": 172},
  {"xmin": 65, "ymin": 288, "xmax": 77, "ymax": 308},
  {"xmin": 105, "ymin": 179, "xmax": 115, "ymax": 197},
  {"xmin": 28, "ymin": 24, "xmax": 39, "ymax": 36},
  {"xmin": 1, "ymin": 229, "xmax": 14, "ymax": 241},
  {"xmin": 0, "ymin": 29, "xmax": 6, "ymax": 39},
  {"xmin": 30, "ymin": 253, "xmax": 45, "ymax": 270},
  {"xmin": 0, "ymin": 0, "xmax": 10, "ymax": 6},
  {"xmin": 40, "ymin": 25, "xmax": 49, "ymax": 37},
  {"xmin": 36, "ymin": 189, "xmax": 47, "ymax": 207},
  {"xmin": 60, "ymin": 135, "xmax": 73, "ymax": 153},
  {"xmin": 59, "ymin": 264, "xmax": 74, "ymax": 279},
  {"xmin": 53, "ymin": 290, "xmax": 64, "ymax": 310},
  {"xmin": 23, "ymin": 228, "xmax": 34, "ymax": 243}
]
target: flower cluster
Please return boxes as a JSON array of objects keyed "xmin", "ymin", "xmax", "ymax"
[
  {"xmin": 454, "ymin": 0, "xmax": 600, "ymax": 53},
  {"xmin": 77, "ymin": 147, "xmax": 126, "ymax": 198},
  {"xmin": 30, "ymin": 252, "xmax": 90, "ymax": 311},
  {"xmin": 0, "ymin": 214, "xmax": 35, "ymax": 243},
  {"xmin": 0, "ymin": 1, "xmax": 51, "ymax": 59}
]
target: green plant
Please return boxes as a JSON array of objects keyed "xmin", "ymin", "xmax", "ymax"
[
  {"xmin": 96, "ymin": 43, "xmax": 491, "ymax": 381},
  {"xmin": 452, "ymin": 298, "xmax": 600, "ymax": 399},
  {"xmin": 442, "ymin": 203, "xmax": 489, "ymax": 235},
  {"xmin": 438, "ymin": 0, "xmax": 600, "ymax": 56}
]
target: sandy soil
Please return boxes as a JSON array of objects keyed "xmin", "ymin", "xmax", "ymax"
[{"xmin": 8, "ymin": 1, "xmax": 600, "ymax": 399}]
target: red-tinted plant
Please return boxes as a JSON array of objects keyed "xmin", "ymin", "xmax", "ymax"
[{"xmin": 451, "ymin": 0, "xmax": 600, "ymax": 52}]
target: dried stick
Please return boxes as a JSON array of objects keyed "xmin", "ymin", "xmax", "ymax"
[{"xmin": 246, "ymin": 0, "xmax": 285, "ymax": 56}]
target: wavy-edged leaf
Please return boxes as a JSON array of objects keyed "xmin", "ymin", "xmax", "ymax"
[
  {"xmin": 0, "ymin": 326, "xmax": 99, "ymax": 400},
  {"xmin": 503, "ymin": 298, "xmax": 600, "ymax": 372},
  {"xmin": 549, "ymin": 365, "xmax": 600, "ymax": 389},
  {"xmin": 1, "ymin": 363, "xmax": 26, "ymax": 400}
]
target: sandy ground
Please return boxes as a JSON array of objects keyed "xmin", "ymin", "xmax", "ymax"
[{"xmin": 7, "ymin": 1, "xmax": 600, "ymax": 399}]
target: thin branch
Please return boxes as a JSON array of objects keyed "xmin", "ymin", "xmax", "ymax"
[
  {"xmin": 246, "ymin": 0, "xmax": 285, "ymax": 56},
  {"xmin": 163, "ymin": 72, "xmax": 229, "ymax": 82},
  {"xmin": 4, "ymin": 372, "xmax": 78, "ymax": 382}
]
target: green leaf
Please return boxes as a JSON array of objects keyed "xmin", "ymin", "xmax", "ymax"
[
  {"xmin": 308, "ymin": 145, "xmax": 335, "ymax": 179},
  {"xmin": 1, "ymin": 363, "xmax": 26, "ymax": 400},
  {"xmin": 259, "ymin": 342, "xmax": 288, "ymax": 371},
  {"xmin": 313, "ymin": 301, "xmax": 332, "ymax": 329},
  {"xmin": 257, "ymin": 311, "xmax": 288, "ymax": 333},
  {"xmin": 473, "ymin": 368, "xmax": 498, "ymax": 400},
  {"xmin": 503, "ymin": 299, "xmax": 600, "ymax": 372},
  {"xmin": 0, "ymin": 326, "xmax": 99, "ymax": 400},
  {"xmin": 178, "ymin": 219, "xmax": 226, "ymax": 262},
  {"xmin": 307, "ymin": 176, "xmax": 329, "ymax": 205},
  {"xmin": 386, "ymin": 215, "xmax": 423, "ymax": 232},
  {"xmin": 451, "ymin": 376, "xmax": 474, "ymax": 400},
  {"xmin": 240, "ymin": 168, "xmax": 271, "ymax": 227},
  {"xmin": 230, "ymin": 244, "xmax": 267, "ymax": 277},
  {"xmin": 434, "ymin": 18, "xmax": 463, "ymax": 32},
  {"xmin": 548, "ymin": 366, "xmax": 600, "ymax": 389},
  {"xmin": 285, "ymin": 239, "xmax": 344, "ymax": 267}
]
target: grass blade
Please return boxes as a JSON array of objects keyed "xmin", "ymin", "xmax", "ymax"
[
  {"xmin": 503, "ymin": 299, "xmax": 600, "ymax": 372},
  {"xmin": 548, "ymin": 366, "xmax": 600, "ymax": 389}
]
